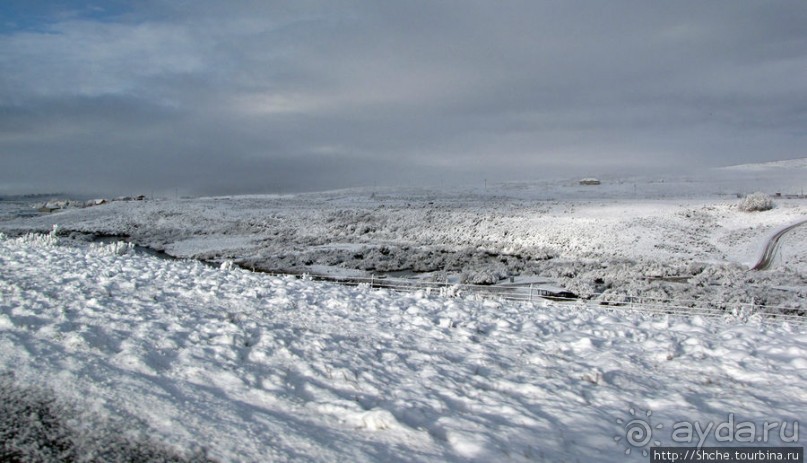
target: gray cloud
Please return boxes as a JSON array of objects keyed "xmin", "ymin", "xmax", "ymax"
[{"xmin": 1, "ymin": 1, "xmax": 806, "ymax": 196}]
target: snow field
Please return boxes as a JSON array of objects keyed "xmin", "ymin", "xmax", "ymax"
[
  {"xmin": 1, "ymin": 234, "xmax": 805, "ymax": 461},
  {"xmin": 6, "ymin": 192, "xmax": 806, "ymax": 267},
  {"xmin": 4, "ymin": 191, "xmax": 806, "ymax": 311}
]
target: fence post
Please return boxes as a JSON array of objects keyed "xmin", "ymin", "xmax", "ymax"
[
  {"xmin": 370, "ymin": 274, "xmax": 374, "ymax": 289},
  {"xmin": 529, "ymin": 284, "xmax": 533, "ymax": 303}
]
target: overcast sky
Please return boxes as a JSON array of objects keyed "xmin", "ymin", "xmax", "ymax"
[{"xmin": 1, "ymin": 1, "xmax": 806, "ymax": 196}]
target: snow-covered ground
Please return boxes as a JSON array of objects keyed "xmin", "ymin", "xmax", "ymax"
[
  {"xmin": 2, "ymin": 168, "xmax": 806, "ymax": 310},
  {"xmin": 1, "ymin": 166, "xmax": 806, "ymax": 461},
  {"xmin": 1, "ymin": 233, "xmax": 805, "ymax": 462}
]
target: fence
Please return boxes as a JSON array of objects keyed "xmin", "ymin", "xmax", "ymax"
[
  {"xmin": 277, "ymin": 271, "xmax": 807, "ymax": 325},
  {"xmin": 323, "ymin": 274, "xmax": 571, "ymax": 302},
  {"xmin": 595, "ymin": 295, "xmax": 807, "ymax": 325}
]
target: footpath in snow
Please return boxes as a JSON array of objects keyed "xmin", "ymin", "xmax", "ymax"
[{"xmin": 0, "ymin": 233, "xmax": 805, "ymax": 462}]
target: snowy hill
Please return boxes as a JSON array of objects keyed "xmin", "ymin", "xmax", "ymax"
[
  {"xmin": 1, "ymin": 234, "xmax": 804, "ymax": 462},
  {"xmin": 722, "ymin": 157, "xmax": 807, "ymax": 171},
  {"xmin": 713, "ymin": 158, "xmax": 807, "ymax": 196}
]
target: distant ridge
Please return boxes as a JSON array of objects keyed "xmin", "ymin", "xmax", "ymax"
[
  {"xmin": 0, "ymin": 193, "xmax": 69, "ymax": 201},
  {"xmin": 722, "ymin": 158, "xmax": 807, "ymax": 171}
]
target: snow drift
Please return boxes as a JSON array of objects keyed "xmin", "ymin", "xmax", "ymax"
[{"xmin": 1, "ymin": 233, "xmax": 804, "ymax": 462}]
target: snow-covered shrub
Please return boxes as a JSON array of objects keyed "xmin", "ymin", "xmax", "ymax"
[
  {"xmin": 460, "ymin": 270, "xmax": 496, "ymax": 285},
  {"xmin": 15, "ymin": 225, "xmax": 60, "ymax": 247},
  {"xmin": 738, "ymin": 192, "xmax": 774, "ymax": 212},
  {"xmin": 596, "ymin": 291, "xmax": 633, "ymax": 305},
  {"xmin": 439, "ymin": 285, "xmax": 462, "ymax": 298},
  {"xmin": 90, "ymin": 240, "xmax": 135, "ymax": 256},
  {"xmin": 460, "ymin": 265, "xmax": 509, "ymax": 285},
  {"xmin": 220, "ymin": 259, "xmax": 235, "ymax": 271}
]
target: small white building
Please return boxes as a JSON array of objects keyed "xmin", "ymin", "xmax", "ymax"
[{"xmin": 579, "ymin": 178, "xmax": 601, "ymax": 186}]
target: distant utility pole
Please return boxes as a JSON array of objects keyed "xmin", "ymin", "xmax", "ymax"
[{"xmin": 484, "ymin": 179, "xmax": 487, "ymax": 190}]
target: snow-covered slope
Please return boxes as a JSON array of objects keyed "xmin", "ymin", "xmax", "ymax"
[
  {"xmin": 716, "ymin": 158, "xmax": 807, "ymax": 196},
  {"xmin": 723, "ymin": 157, "xmax": 807, "ymax": 171},
  {"xmin": 1, "ymin": 234, "xmax": 804, "ymax": 462}
]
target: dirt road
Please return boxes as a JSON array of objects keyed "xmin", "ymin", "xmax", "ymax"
[{"xmin": 751, "ymin": 219, "xmax": 807, "ymax": 270}]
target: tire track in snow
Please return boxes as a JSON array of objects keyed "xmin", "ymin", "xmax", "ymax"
[{"xmin": 751, "ymin": 219, "xmax": 807, "ymax": 271}]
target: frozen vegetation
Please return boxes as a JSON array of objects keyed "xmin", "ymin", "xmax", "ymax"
[
  {"xmin": 738, "ymin": 192, "xmax": 775, "ymax": 212},
  {"xmin": 1, "ymin": 166, "xmax": 806, "ymax": 461},
  {"xmin": 2, "ymin": 169, "xmax": 806, "ymax": 312}
]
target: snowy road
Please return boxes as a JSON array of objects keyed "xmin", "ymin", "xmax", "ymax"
[{"xmin": 752, "ymin": 219, "xmax": 807, "ymax": 271}]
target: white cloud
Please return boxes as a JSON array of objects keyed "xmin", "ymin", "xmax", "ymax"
[{"xmin": 1, "ymin": 1, "xmax": 806, "ymax": 195}]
